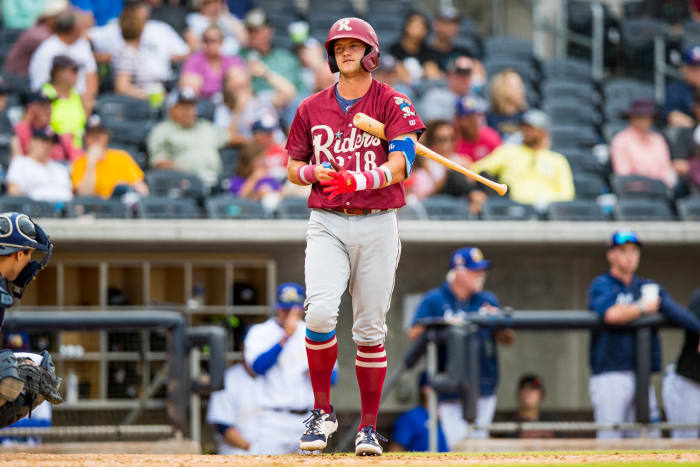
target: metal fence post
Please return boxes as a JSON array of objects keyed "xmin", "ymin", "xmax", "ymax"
[
  {"xmin": 168, "ymin": 322, "xmax": 188, "ymax": 434},
  {"xmin": 426, "ymin": 330, "xmax": 439, "ymax": 453},
  {"xmin": 654, "ymin": 35, "xmax": 667, "ymax": 104},
  {"xmin": 635, "ymin": 326, "xmax": 651, "ymax": 424},
  {"xmin": 591, "ymin": 2, "xmax": 605, "ymax": 82}
]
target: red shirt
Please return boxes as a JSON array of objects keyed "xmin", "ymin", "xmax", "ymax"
[
  {"xmin": 286, "ymin": 80, "xmax": 425, "ymax": 210},
  {"xmin": 14, "ymin": 121, "xmax": 83, "ymax": 163},
  {"xmin": 455, "ymin": 125, "xmax": 502, "ymax": 163}
]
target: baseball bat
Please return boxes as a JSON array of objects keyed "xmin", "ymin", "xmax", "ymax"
[{"xmin": 352, "ymin": 112, "xmax": 508, "ymax": 196}]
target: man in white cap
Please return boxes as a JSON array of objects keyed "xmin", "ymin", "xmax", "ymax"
[{"xmin": 3, "ymin": 0, "xmax": 69, "ymax": 77}]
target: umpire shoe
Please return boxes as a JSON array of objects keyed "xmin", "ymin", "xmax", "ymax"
[
  {"xmin": 300, "ymin": 406, "xmax": 338, "ymax": 451},
  {"xmin": 354, "ymin": 426, "xmax": 387, "ymax": 456}
]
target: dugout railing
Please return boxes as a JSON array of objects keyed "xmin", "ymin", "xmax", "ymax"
[
  {"xmin": 338, "ymin": 311, "xmax": 697, "ymax": 452},
  {"xmin": 1, "ymin": 311, "xmax": 226, "ymax": 441}
]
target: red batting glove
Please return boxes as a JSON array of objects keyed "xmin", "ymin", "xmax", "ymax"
[{"xmin": 320, "ymin": 166, "xmax": 356, "ymax": 200}]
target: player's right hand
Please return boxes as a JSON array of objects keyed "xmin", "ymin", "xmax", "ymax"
[{"xmin": 314, "ymin": 164, "xmax": 334, "ymax": 182}]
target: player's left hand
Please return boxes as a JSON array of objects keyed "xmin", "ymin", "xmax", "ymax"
[{"xmin": 321, "ymin": 166, "xmax": 356, "ymax": 200}]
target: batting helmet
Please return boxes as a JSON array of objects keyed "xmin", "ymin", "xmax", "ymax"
[{"xmin": 325, "ymin": 17, "xmax": 380, "ymax": 73}]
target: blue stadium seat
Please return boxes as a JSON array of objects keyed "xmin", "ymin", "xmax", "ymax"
[
  {"xmin": 541, "ymin": 81, "xmax": 599, "ymax": 105},
  {"xmin": 197, "ymin": 99, "xmax": 216, "ymax": 121},
  {"xmin": 146, "ymin": 170, "xmax": 207, "ymax": 200},
  {"xmin": 0, "ymin": 196, "xmax": 61, "ymax": 218},
  {"xmin": 276, "ymin": 197, "xmax": 311, "ymax": 219},
  {"xmin": 541, "ymin": 57, "xmax": 593, "ymax": 82},
  {"xmin": 484, "ymin": 58, "xmax": 538, "ymax": 85},
  {"xmin": 206, "ymin": 195, "xmax": 266, "ymax": 219},
  {"xmin": 483, "ymin": 36, "xmax": 534, "ymax": 60},
  {"xmin": 559, "ymin": 149, "xmax": 606, "ymax": 176},
  {"xmin": 612, "ymin": 175, "xmax": 669, "ymax": 201},
  {"xmin": 421, "ymin": 195, "xmax": 472, "ymax": 221},
  {"xmin": 219, "ymin": 147, "xmax": 240, "ymax": 176},
  {"xmin": 96, "ymin": 93, "xmax": 156, "ymax": 122},
  {"xmin": 544, "ymin": 100, "xmax": 602, "ymax": 126},
  {"xmin": 137, "ymin": 196, "xmax": 201, "ymax": 219},
  {"xmin": 66, "ymin": 197, "xmax": 130, "ymax": 218},
  {"xmin": 550, "ymin": 125, "xmax": 600, "ymax": 149},
  {"xmin": 676, "ymin": 196, "xmax": 700, "ymax": 221},
  {"xmin": 615, "ymin": 199, "xmax": 674, "ymax": 221},
  {"xmin": 547, "ymin": 200, "xmax": 605, "ymax": 221},
  {"xmin": 481, "ymin": 197, "xmax": 536, "ymax": 220},
  {"xmin": 573, "ymin": 173, "xmax": 607, "ymax": 199}
]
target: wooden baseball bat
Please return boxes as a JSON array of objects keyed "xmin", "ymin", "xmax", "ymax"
[{"xmin": 352, "ymin": 112, "xmax": 508, "ymax": 196}]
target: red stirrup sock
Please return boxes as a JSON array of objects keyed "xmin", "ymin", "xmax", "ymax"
[
  {"xmin": 305, "ymin": 334, "xmax": 338, "ymax": 414},
  {"xmin": 355, "ymin": 344, "xmax": 387, "ymax": 429}
]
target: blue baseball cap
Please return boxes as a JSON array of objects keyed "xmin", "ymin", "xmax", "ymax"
[
  {"xmin": 455, "ymin": 95, "xmax": 487, "ymax": 117},
  {"xmin": 276, "ymin": 282, "xmax": 305, "ymax": 310},
  {"xmin": 449, "ymin": 247, "xmax": 491, "ymax": 271},
  {"xmin": 608, "ymin": 230, "xmax": 642, "ymax": 249}
]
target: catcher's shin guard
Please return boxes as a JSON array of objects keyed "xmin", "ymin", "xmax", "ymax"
[{"xmin": 0, "ymin": 350, "xmax": 24, "ymax": 403}]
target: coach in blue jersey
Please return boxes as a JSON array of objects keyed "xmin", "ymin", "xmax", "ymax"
[
  {"xmin": 408, "ymin": 247, "xmax": 514, "ymax": 446},
  {"xmin": 588, "ymin": 230, "xmax": 700, "ymax": 439}
]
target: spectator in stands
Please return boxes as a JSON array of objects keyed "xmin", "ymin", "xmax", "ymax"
[
  {"xmin": 29, "ymin": 10, "xmax": 97, "ymax": 114},
  {"xmin": 501, "ymin": 374, "xmax": 554, "ymax": 439},
  {"xmin": 147, "ymin": 0, "xmax": 188, "ymax": 37},
  {"xmin": 588, "ymin": 230, "xmax": 700, "ymax": 439},
  {"xmin": 292, "ymin": 36, "xmax": 333, "ymax": 98},
  {"xmin": 72, "ymin": 115, "xmax": 148, "ymax": 198},
  {"xmin": 470, "ymin": 110, "xmax": 575, "ymax": 208},
  {"xmin": 12, "ymin": 91, "xmax": 81, "ymax": 163},
  {"xmin": 691, "ymin": 127, "xmax": 700, "ymax": 193},
  {"xmin": 428, "ymin": 5, "xmax": 476, "ymax": 72},
  {"xmin": 374, "ymin": 54, "xmax": 415, "ymax": 103},
  {"xmin": 70, "ymin": 0, "xmax": 123, "ymax": 26},
  {"xmin": 389, "ymin": 11, "xmax": 441, "ymax": 83},
  {"xmin": 2, "ymin": 0, "xmax": 49, "ymax": 29},
  {"xmin": 89, "ymin": 0, "xmax": 189, "ymax": 85},
  {"xmin": 664, "ymin": 46, "xmax": 700, "ymax": 129},
  {"xmin": 251, "ymin": 116, "xmax": 288, "ymax": 182},
  {"xmin": 0, "ymin": 79, "xmax": 14, "ymax": 155},
  {"xmin": 611, "ymin": 99, "xmax": 677, "ymax": 189},
  {"xmin": 418, "ymin": 56, "xmax": 474, "ymax": 122},
  {"xmin": 3, "ymin": 0, "xmax": 68, "ymax": 77},
  {"xmin": 239, "ymin": 9, "xmax": 302, "ymax": 96},
  {"xmin": 228, "ymin": 141, "xmax": 282, "ymax": 200},
  {"xmin": 486, "ymin": 69, "xmax": 528, "ymax": 141},
  {"xmin": 186, "ymin": 0, "xmax": 246, "ymax": 56},
  {"xmin": 6, "ymin": 127, "xmax": 73, "ymax": 202},
  {"xmin": 179, "ymin": 25, "xmax": 246, "ymax": 99},
  {"xmin": 147, "ymin": 87, "xmax": 227, "ymax": 187},
  {"xmin": 406, "ymin": 120, "xmax": 449, "ymax": 200},
  {"xmin": 455, "ymin": 95, "xmax": 501, "ymax": 163},
  {"xmin": 214, "ymin": 64, "xmax": 294, "ymax": 146},
  {"xmin": 41, "ymin": 55, "xmax": 87, "ymax": 148},
  {"xmin": 388, "ymin": 373, "xmax": 449, "ymax": 452}
]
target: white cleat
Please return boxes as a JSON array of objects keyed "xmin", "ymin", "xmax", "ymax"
[
  {"xmin": 299, "ymin": 407, "xmax": 338, "ymax": 452},
  {"xmin": 354, "ymin": 426, "xmax": 387, "ymax": 456}
]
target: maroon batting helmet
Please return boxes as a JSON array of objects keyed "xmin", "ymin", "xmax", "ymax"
[{"xmin": 325, "ymin": 18, "xmax": 380, "ymax": 73}]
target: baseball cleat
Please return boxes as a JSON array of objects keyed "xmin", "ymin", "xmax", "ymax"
[
  {"xmin": 354, "ymin": 426, "xmax": 386, "ymax": 456},
  {"xmin": 300, "ymin": 406, "xmax": 338, "ymax": 451}
]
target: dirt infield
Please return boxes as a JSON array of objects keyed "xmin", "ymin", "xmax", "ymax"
[{"xmin": 2, "ymin": 451, "xmax": 700, "ymax": 467}]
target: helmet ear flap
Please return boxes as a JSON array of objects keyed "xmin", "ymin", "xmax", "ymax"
[{"xmin": 361, "ymin": 48, "xmax": 380, "ymax": 72}]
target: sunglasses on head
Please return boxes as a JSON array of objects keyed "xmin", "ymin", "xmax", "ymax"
[{"xmin": 611, "ymin": 231, "xmax": 639, "ymax": 246}]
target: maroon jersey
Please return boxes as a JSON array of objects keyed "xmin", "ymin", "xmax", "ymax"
[{"xmin": 286, "ymin": 79, "xmax": 425, "ymax": 210}]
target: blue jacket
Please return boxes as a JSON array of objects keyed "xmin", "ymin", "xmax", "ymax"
[
  {"xmin": 588, "ymin": 272, "xmax": 700, "ymax": 375},
  {"xmin": 663, "ymin": 79, "xmax": 694, "ymax": 120},
  {"xmin": 412, "ymin": 282, "xmax": 501, "ymax": 396},
  {"xmin": 392, "ymin": 406, "xmax": 449, "ymax": 452}
]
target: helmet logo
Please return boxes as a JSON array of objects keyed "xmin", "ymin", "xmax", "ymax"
[{"xmin": 337, "ymin": 19, "xmax": 352, "ymax": 31}]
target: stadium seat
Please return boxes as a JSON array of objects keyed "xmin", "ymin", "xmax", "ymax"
[
  {"xmin": 0, "ymin": 196, "xmax": 61, "ymax": 218},
  {"xmin": 676, "ymin": 196, "xmax": 700, "ymax": 221},
  {"xmin": 602, "ymin": 78, "xmax": 655, "ymax": 103},
  {"xmin": 66, "ymin": 197, "xmax": 130, "ymax": 218},
  {"xmin": 541, "ymin": 57, "xmax": 594, "ymax": 82},
  {"xmin": 397, "ymin": 203, "xmax": 426, "ymax": 220},
  {"xmin": 483, "ymin": 36, "xmax": 534, "ymax": 60},
  {"xmin": 308, "ymin": 0, "xmax": 357, "ymax": 14},
  {"xmin": 219, "ymin": 147, "xmax": 240, "ymax": 176},
  {"xmin": 421, "ymin": 195, "xmax": 472, "ymax": 221},
  {"xmin": 481, "ymin": 197, "xmax": 536, "ymax": 220},
  {"xmin": 367, "ymin": 0, "xmax": 416, "ymax": 16},
  {"xmin": 573, "ymin": 173, "xmax": 607, "ymax": 199},
  {"xmin": 543, "ymin": 100, "xmax": 602, "ymax": 126},
  {"xmin": 196, "ymin": 99, "xmax": 216, "ymax": 121},
  {"xmin": 207, "ymin": 195, "xmax": 266, "ymax": 219},
  {"xmin": 109, "ymin": 142, "xmax": 148, "ymax": 170},
  {"xmin": 484, "ymin": 58, "xmax": 538, "ymax": 85},
  {"xmin": 620, "ymin": 18, "xmax": 668, "ymax": 80},
  {"xmin": 137, "ymin": 196, "xmax": 201, "ymax": 219},
  {"xmin": 96, "ymin": 93, "xmax": 156, "ymax": 122},
  {"xmin": 547, "ymin": 200, "xmax": 606, "ymax": 221},
  {"xmin": 612, "ymin": 175, "xmax": 669, "ymax": 200},
  {"xmin": 602, "ymin": 121, "xmax": 627, "ymax": 143},
  {"xmin": 146, "ymin": 170, "xmax": 207, "ymax": 200},
  {"xmin": 615, "ymin": 198, "xmax": 674, "ymax": 221},
  {"xmin": 276, "ymin": 197, "xmax": 311, "ymax": 219},
  {"xmin": 550, "ymin": 125, "xmax": 600, "ymax": 149},
  {"xmin": 103, "ymin": 120, "xmax": 154, "ymax": 146},
  {"xmin": 541, "ymin": 81, "xmax": 599, "ymax": 105},
  {"xmin": 559, "ymin": 149, "xmax": 606, "ymax": 176}
]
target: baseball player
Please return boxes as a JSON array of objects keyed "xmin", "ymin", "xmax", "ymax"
[
  {"xmin": 0, "ymin": 213, "xmax": 62, "ymax": 429},
  {"xmin": 588, "ymin": 231, "xmax": 700, "ymax": 438},
  {"xmin": 408, "ymin": 247, "xmax": 514, "ymax": 445},
  {"xmin": 206, "ymin": 351, "xmax": 262, "ymax": 454},
  {"xmin": 285, "ymin": 17, "xmax": 425, "ymax": 456},
  {"xmin": 243, "ymin": 282, "xmax": 337, "ymax": 454},
  {"xmin": 662, "ymin": 288, "xmax": 700, "ymax": 438}
]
